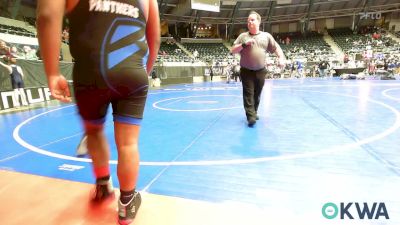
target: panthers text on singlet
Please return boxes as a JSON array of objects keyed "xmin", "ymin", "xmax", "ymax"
[{"xmin": 89, "ymin": 0, "xmax": 139, "ymax": 18}]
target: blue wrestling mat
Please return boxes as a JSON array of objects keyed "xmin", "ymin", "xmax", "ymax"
[{"xmin": 1, "ymin": 78, "xmax": 400, "ymax": 222}]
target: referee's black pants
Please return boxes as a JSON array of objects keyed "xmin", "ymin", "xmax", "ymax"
[{"xmin": 240, "ymin": 67, "xmax": 267, "ymax": 121}]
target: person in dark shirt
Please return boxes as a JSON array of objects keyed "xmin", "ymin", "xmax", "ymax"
[
  {"xmin": 209, "ymin": 65, "xmax": 214, "ymax": 81},
  {"xmin": 318, "ymin": 59, "xmax": 330, "ymax": 78}
]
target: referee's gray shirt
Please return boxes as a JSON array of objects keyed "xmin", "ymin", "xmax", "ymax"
[{"xmin": 233, "ymin": 31, "xmax": 278, "ymax": 71}]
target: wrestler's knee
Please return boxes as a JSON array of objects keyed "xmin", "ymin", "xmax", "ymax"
[{"xmin": 84, "ymin": 121, "xmax": 104, "ymax": 135}]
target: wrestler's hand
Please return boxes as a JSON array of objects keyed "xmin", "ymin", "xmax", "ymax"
[{"xmin": 47, "ymin": 74, "xmax": 72, "ymax": 103}]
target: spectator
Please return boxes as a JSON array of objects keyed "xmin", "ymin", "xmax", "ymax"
[
  {"xmin": 150, "ymin": 69, "xmax": 161, "ymax": 87},
  {"xmin": 193, "ymin": 49, "xmax": 198, "ymax": 60},
  {"xmin": 209, "ymin": 65, "xmax": 214, "ymax": 81},
  {"xmin": 372, "ymin": 32, "xmax": 381, "ymax": 40},
  {"xmin": 62, "ymin": 27, "xmax": 70, "ymax": 44},
  {"xmin": 22, "ymin": 45, "xmax": 38, "ymax": 60},
  {"xmin": 9, "ymin": 46, "xmax": 24, "ymax": 59},
  {"xmin": 35, "ymin": 48, "xmax": 61, "ymax": 60},
  {"xmin": 0, "ymin": 57, "xmax": 28, "ymax": 106},
  {"xmin": 318, "ymin": 59, "xmax": 330, "ymax": 78},
  {"xmin": 368, "ymin": 60, "xmax": 376, "ymax": 75},
  {"xmin": 233, "ymin": 62, "xmax": 241, "ymax": 82},
  {"xmin": 0, "ymin": 40, "xmax": 10, "ymax": 57},
  {"xmin": 59, "ymin": 48, "xmax": 64, "ymax": 61},
  {"xmin": 343, "ymin": 53, "xmax": 349, "ymax": 64},
  {"xmin": 285, "ymin": 36, "xmax": 290, "ymax": 45}
]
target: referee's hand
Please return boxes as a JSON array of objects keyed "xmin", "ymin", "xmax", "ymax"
[{"xmin": 278, "ymin": 58, "xmax": 286, "ymax": 69}]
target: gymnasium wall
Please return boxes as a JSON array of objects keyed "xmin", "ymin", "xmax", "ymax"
[
  {"xmin": 389, "ymin": 17, "xmax": 400, "ymax": 31},
  {"xmin": 0, "ymin": 59, "xmax": 73, "ymax": 110},
  {"xmin": 0, "ymin": 59, "xmax": 73, "ymax": 91},
  {"xmin": 333, "ymin": 16, "xmax": 353, "ymax": 29},
  {"xmin": 0, "ymin": 60, "xmax": 207, "ymax": 110}
]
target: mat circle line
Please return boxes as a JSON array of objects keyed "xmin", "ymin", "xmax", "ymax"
[{"xmin": 12, "ymin": 89, "xmax": 400, "ymax": 166}]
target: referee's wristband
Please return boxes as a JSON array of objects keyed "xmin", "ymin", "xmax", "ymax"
[{"xmin": 241, "ymin": 43, "xmax": 247, "ymax": 48}]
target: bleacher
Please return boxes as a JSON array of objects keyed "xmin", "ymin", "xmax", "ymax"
[
  {"xmin": 0, "ymin": 16, "xmax": 74, "ymax": 62},
  {"xmin": 158, "ymin": 42, "xmax": 191, "ymax": 63},
  {"xmin": 328, "ymin": 28, "xmax": 366, "ymax": 54},
  {"xmin": 0, "ymin": 18, "xmax": 38, "ymax": 47},
  {"xmin": 328, "ymin": 27, "xmax": 399, "ymax": 56},
  {"xmin": 279, "ymin": 31, "xmax": 335, "ymax": 61},
  {"xmin": 0, "ymin": 24, "xmax": 36, "ymax": 38},
  {"xmin": 180, "ymin": 42, "xmax": 231, "ymax": 63}
]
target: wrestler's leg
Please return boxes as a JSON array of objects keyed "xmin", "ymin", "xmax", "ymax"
[
  {"xmin": 114, "ymin": 122, "xmax": 140, "ymax": 192},
  {"xmin": 84, "ymin": 120, "xmax": 115, "ymax": 202}
]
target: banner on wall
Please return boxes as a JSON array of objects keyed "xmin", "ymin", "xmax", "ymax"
[
  {"xmin": 0, "ymin": 87, "xmax": 53, "ymax": 110},
  {"xmin": 0, "ymin": 59, "xmax": 73, "ymax": 91}
]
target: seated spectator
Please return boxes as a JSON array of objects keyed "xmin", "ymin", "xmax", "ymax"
[
  {"xmin": 285, "ymin": 36, "xmax": 290, "ymax": 45},
  {"xmin": 343, "ymin": 53, "xmax": 349, "ymax": 64},
  {"xmin": 36, "ymin": 48, "xmax": 63, "ymax": 61},
  {"xmin": 9, "ymin": 46, "xmax": 24, "ymax": 58},
  {"xmin": 62, "ymin": 27, "xmax": 70, "ymax": 44},
  {"xmin": 22, "ymin": 45, "xmax": 38, "ymax": 60},
  {"xmin": 193, "ymin": 49, "xmax": 198, "ymax": 60},
  {"xmin": 356, "ymin": 60, "xmax": 365, "ymax": 68},
  {"xmin": 0, "ymin": 40, "xmax": 10, "ymax": 57},
  {"xmin": 59, "ymin": 48, "xmax": 64, "ymax": 61},
  {"xmin": 372, "ymin": 32, "xmax": 381, "ymax": 40},
  {"xmin": 36, "ymin": 48, "xmax": 42, "ymax": 60},
  {"xmin": 150, "ymin": 69, "xmax": 161, "ymax": 87},
  {"xmin": 348, "ymin": 59, "xmax": 356, "ymax": 68}
]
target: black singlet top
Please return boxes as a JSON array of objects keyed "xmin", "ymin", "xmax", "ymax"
[
  {"xmin": 10, "ymin": 65, "xmax": 22, "ymax": 82},
  {"xmin": 67, "ymin": 0, "xmax": 149, "ymax": 94}
]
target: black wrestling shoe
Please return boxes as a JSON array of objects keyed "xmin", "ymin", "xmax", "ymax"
[
  {"xmin": 91, "ymin": 177, "xmax": 115, "ymax": 203},
  {"xmin": 118, "ymin": 191, "xmax": 142, "ymax": 225}
]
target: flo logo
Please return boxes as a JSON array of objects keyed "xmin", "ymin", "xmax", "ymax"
[{"xmin": 322, "ymin": 202, "xmax": 389, "ymax": 220}]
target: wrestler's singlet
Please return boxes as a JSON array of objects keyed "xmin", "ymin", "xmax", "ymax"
[
  {"xmin": 67, "ymin": 0, "xmax": 149, "ymax": 96},
  {"xmin": 10, "ymin": 65, "xmax": 24, "ymax": 89}
]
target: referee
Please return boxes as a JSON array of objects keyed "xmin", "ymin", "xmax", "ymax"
[{"xmin": 231, "ymin": 11, "xmax": 285, "ymax": 127}]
